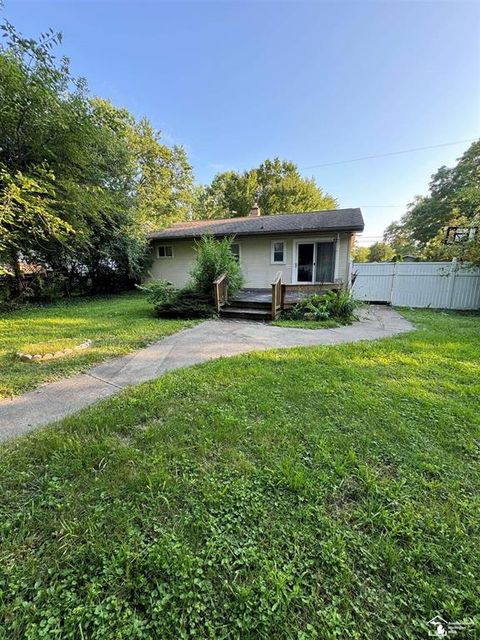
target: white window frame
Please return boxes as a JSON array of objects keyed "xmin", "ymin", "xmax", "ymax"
[
  {"xmin": 157, "ymin": 244, "xmax": 174, "ymax": 259},
  {"xmin": 271, "ymin": 240, "xmax": 286, "ymax": 265},
  {"xmin": 231, "ymin": 242, "xmax": 241, "ymax": 262}
]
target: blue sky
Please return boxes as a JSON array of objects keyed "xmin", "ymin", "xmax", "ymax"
[{"xmin": 4, "ymin": 0, "xmax": 480, "ymax": 242}]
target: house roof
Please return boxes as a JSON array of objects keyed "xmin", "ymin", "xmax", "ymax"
[
  {"xmin": 0, "ymin": 262, "xmax": 49, "ymax": 276},
  {"xmin": 147, "ymin": 208, "xmax": 364, "ymax": 241}
]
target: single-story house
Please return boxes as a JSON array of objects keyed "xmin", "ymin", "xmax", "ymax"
[
  {"xmin": 149, "ymin": 204, "xmax": 364, "ymax": 320},
  {"xmin": 147, "ymin": 205, "xmax": 364, "ymax": 319}
]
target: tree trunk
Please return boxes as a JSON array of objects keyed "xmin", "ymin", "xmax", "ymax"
[{"xmin": 10, "ymin": 252, "xmax": 24, "ymax": 298}]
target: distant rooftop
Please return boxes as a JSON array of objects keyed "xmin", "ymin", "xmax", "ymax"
[{"xmin": 148, "ymin": 208, "xmax": 364, "ymax": 240}]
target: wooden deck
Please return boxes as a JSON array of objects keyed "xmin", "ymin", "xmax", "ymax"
[
  {"xmin": 230, "ymin": 286, "xmax": 338, "ymax": 306},
  {"xmin": 220, "ymin": 285, "xmax": 342, "ymax": 321}
]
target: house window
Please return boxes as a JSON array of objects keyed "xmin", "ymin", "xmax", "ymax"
[
  {"xmin": 231, "ymin": 243, "xmax": 241, "ymax": 262},
  {"xmin": 271, "ymin": 240, "xmax": 286, "ymax": 264},
  {"xmin": 157, "ymin": 245, "xmax": 173, "ymax": 259}
]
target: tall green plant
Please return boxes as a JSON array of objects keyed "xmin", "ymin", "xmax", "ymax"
[{"xmin": 190, "ymin": 235, "xmax": 244, "ymax": 297}]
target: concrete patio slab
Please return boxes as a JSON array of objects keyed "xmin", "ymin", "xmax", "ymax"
[{"xmin": 0, "ymin": 305, "xmax": 412, "ymax": 441}]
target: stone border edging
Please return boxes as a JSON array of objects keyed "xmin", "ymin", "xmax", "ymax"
[{"xmin": 18, "ymin": 339, "xmax": 93, "ymax": 362}]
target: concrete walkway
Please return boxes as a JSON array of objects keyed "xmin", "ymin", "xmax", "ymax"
[{"xmin": 0, "ymin": 306, "xmax": 412, "ymax": 441}]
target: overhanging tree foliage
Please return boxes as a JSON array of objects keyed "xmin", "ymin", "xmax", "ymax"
[
  {"xmin": 385, "ymin": 140, "xmax": 480, "ymax": 263},
  {"xmin": 0, "ymin": 18, "xmax": 195, "ymax": 299},
  {"xmin": 195, "ymin": 158, "xmax": 337, "ymax": 219}
]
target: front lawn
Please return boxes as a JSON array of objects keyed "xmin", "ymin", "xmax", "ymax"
[
  {"xmin": 1, "ymin": 310, "xmax": 479, "ymax": 638},
  {"xmin": 0, "ymin": 292, "xmax": 197, "ymax": 399}
]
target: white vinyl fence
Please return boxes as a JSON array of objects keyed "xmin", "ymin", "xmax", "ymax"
[{"xmin": 352, "ymin": 260, "xmax": 480, "ymax": 310}]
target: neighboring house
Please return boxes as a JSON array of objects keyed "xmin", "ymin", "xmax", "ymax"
[
  {"xmin": 148, "ymin": 205, "xmax": 364, "ymax": 292},
  {"xmin": 0, "ymin": 262, "xmax": 50, "ymax": 277}
]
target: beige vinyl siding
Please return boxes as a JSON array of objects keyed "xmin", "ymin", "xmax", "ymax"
[
  {"xmin": 148, "ymin": 233, "xmax": 353, "ymax": 289},
  {"xmin": 336, "ymin": 233, "xmax": 351, "ymax": 282},
  {"xmin": 148, "ymin": 240, "xmax": 196, "ymax": 288},
  {"xmin": 238, "ymin": 236, "xmax": 293, "ymax": 288}
]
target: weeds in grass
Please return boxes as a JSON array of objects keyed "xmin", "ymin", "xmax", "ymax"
[{"xmin": 0, "ymin": 310, "xmax": 479, "ymax": 638}]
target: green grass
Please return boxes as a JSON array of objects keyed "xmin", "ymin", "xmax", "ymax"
[
  {"xmin": 0, "ymin": 292, "xmax": 197, "ymax": 399},
  {"xmin": 1, "ymin": 310, "xmax": 480, "ymax": 639},
  {"xmin": 272, "ymin": 317, "xmax": 340, "ymax": 329}
]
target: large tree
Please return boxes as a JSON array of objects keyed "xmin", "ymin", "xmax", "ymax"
[
  {"xmin": 0, "ymin": 18, "xmax": 195, "ymax": 297},
  {"xmin": 124, "ymin": 112, "xmax": 194, "ymax": 231},
  {"xmin": 350, "ymin": 245, "xmax": 370, "ymax": 263},
  {"xmin": 385, "ymin": 140, "xmax": 480, "ymax": 259},
  {"xmin": 195, "ymin": 158, "xmax": 337, "ymax": 219},
  {"xmin": 367, "ymin": 242, "xmax": 395, "ymax": 263},
  {"xmin": 383, "ymin": 220, "xmax": 420, "ymax": 257},
  {"xmin": 0, "ymin": 23, "xmax": 83, "ymax": 293}
]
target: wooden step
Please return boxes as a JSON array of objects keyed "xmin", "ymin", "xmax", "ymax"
[
  {"xmin": 220, "ymin": 306, "xmax": 271, "ymax": 321},
  {"xmin": 228, "ymin": 298, "xmax": 271, "ymax": 310}
]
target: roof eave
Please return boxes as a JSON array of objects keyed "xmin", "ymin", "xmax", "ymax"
[{"xmin": 147, "ymin": 225, "xmax": 364, "ymax": 241}]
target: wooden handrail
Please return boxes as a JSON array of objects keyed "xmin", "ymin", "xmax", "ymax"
[
  {"xmin": 213, "ymin": 272, "xmax": 228, "ymax": 313},
  {"xmin": 271, "ymin": 271, "xmax": 283, "ymax": 320},
  {"xmin": 213, "ymin": 272, "xmax": 227, "ymax": 285}
]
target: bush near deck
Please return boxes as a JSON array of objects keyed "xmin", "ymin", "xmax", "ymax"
[
  {"xmin": 275, "ymin": 289, "xmax": 357, "ymax": 329},
  {"xmin": 1, "ymin": 310, "xmax": 479, "ymax": 638}
]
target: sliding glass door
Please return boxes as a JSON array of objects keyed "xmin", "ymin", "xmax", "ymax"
[
  {"xmin": 297, "ymin": 243, "xmax": 315, "ymax": 282},
  {"xmin": 315, "ymin": 242, "xmax": 335, "ymax": 283},
  {"xmin": 295, "ymin": 241, "xmax": 335, "ymax": 283}
]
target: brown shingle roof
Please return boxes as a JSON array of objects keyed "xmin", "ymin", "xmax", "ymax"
[{"xmin": 148, "ymin": 208, "xmax": 364, "ymax": 240}]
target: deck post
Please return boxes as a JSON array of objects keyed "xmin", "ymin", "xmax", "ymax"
[
  {"xmin": 213, "ymin": 272, "xmax": 228, "ymax": 313},
  {"xmin": 271, "ymin": 271, "xmax": 282, "ymax": 320}
]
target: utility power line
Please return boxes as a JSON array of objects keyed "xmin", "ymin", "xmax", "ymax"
[
  {"xmin": 300, "ymin": 138, "xmax": 477, "ymax": 170},
  {"xmin": 354, "ymin": 205, "xmax": 406, "ymax": 208}
]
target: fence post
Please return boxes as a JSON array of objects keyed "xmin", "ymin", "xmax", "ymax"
[
  {"xmin": 446, "ymin": 258, "xmax": 457, "ymax": 309},
  {"xmin": 389, "ymin": 261, "xmax": 397, "ymax": 304}
]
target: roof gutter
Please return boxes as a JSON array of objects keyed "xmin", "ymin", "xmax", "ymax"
[{"xmin": 147, "ymin": 226, "xmax": 364, "ymax": 242}]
